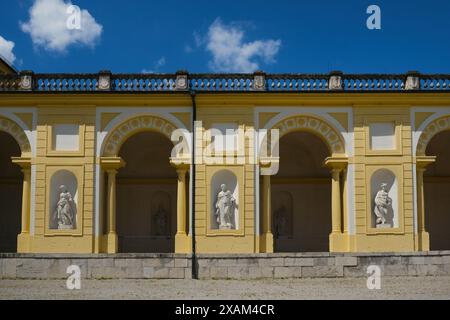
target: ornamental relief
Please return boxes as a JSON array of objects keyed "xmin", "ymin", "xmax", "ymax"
[
  {"xmin": 103, "ymin": 115, "xmax": 177, "ymax": 156},
  {"xmin": 417, "ymin": 116, "xmax": 450, "ymax": 155},
  {"xmin": 272, "ymin": 115, "xmax": 345, "ymax": 154},
  {"xmin": 0, "ymin": 116, "xmax": 31, "ymax": 153}
]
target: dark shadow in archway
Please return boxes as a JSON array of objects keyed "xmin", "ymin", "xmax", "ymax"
[
  {"xmin": 0, "ymin": 131, "xmax": 22, "ymax": 252},
  {"xmin": 424, "ymin": 130, "xmax": 450, "ymax": 250},
  {"xmin": 116, "ymin": 131, "xmax": 178, "ymax": 253},
  {"xmin": 269, "ymin": 131, "xmax": 331, "ymax": 252}
]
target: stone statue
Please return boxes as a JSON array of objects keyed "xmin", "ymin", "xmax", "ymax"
[
  {"xmin": 215, "ymin": 184, "xmax": 236, "ymax": 229},
  {"xmin": 274, "ymin": 205, "xmax": 288, "ymax": 238},
  {"xmin": 152, "ymin": 203, "xmax": 169, "ymax": 236},
  {"xmin": 374, "ymin": 183, "xmax": 392, "ymax": 227},
  {"xmin": 53, "ymin": 185, "xmax": 76, "ymax": 229}
]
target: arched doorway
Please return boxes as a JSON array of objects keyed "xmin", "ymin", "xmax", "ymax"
[
  {"xmin": 116, "ymin": 131, "xmax": 178, "ymax": 253},
  {"xmin": 271, "ymin": 131, "xmax": 331, "ymax": 252},
  {"xmin": 0, "ymin": 131, "xmax": 23, "ymax": 252},
  {"xmin": 423, "ymin": 130, "xmax": 450, "ymax": 250}
]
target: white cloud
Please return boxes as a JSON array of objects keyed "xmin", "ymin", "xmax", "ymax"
[
  {"xmin": 156, "ymin": 56, "xmax": 166, "ymax": 68},
  {"xmin": 0, "ymin": 35, "xmax": 16, "ymax": 64},
  {"xmin": 205, "ymin": 18, "xmax": 281, "ymax": 73},
  {"xmin": 20, "ymin": 0, "xmax": 102, "ymax": 52},
  {"xmin": 141, "ymin": 56, "xmax": 166, "ymax": 73}
]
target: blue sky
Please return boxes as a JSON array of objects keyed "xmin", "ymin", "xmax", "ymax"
[{"xmin": 1, "ymin": 0, "xmax": 450, "ymax": 73}]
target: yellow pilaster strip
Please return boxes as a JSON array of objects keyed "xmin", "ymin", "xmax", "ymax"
[
  {"xmin": 260, "ymin": 174, "xmax": 274, "ymax": 253},
  {"xmin": 416, "ymin": 155, "xmax": 436, "ymax": 251},
  {"xmin": 12, "ymin": 157, "xmax": 32, "ymax": 253},
  {"xmin": 100, "ymin": 157, "xmax": 125, "ymax": 253}
]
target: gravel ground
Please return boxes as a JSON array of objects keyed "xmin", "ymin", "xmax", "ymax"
[{"xmin": 1, "ymin": 276, "xmax": 449, "ymax": 300}]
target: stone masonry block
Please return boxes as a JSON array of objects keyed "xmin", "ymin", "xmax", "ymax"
[
  {"xmin": 210, "ymin": 267, "xmax": 228, "ymax": 279},
  {"xmin": 169, "ymin": 267, "xmax": 185, "ymax": 279},
  {"xmin": 284, "ymin": 257, "xmax": 314, "ymax": 267},
  {"xmin": 1, "ymin": 259, "xmax": 17, "ymax": 279},
  {"xmin": 274, "ymin": 267, "xmax": 301, "ymax": 278},
  {"xmin": 258, "ymin": 258, "xmax": 284, "ymax": 267},
  {"xmin": 16, "ymin": 259, "xmax": 50, "ymax": 279},
  {"xmin": 335, "ymin": 256, "xmax": 358, "ymax": 267},
  {"xmin": 302, "ymin": 266, "xmax": 344, "ymax": 278},
  {"xmin": 197, "ymin": 267, "xmax": 211, "ymax": 279},
  {"xmin": 142, "ymin": 258, "xmax": 174, "ymax": 268},
  {"xmin": 227, "ymin": 266, "xmax": 250, "ymax": 279}
]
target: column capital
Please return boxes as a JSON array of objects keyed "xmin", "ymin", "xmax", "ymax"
[
  {"xmin": 259, "ymin": 156, "xmax": 279, "ymax": 169},
  {"xmin": 170, "ymin": 160, "xmax": 190, "ymax": 173},
  {"xmin": 416, "ymin": 155, "xmax": 436, "ymax": 170},
  {"xmin": 169, "ymin": 156, "xmax": 191, "ymax": 168},
  {"xmin": 11, "ymin": 156, "xmax": 31, "ymax": 170},
  {"xmin": 100, "ymin": 157, "xmax": 125, "ymax": 172},
  {"xmin": 323, "ymin": 156, "xmax": 348, "ymax": 172}
]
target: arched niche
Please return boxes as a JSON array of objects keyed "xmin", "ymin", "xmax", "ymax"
[
  {"xmin": 370, "ymin": 169, "xmax": 398, "ymax": 228},
  {"xmin": 49, "ymin": 170, "xmax": 78, "ymax": 230},
  {"xmin": 211, "ymin": 169, "xmax": 239, "ymax": 230},
  {"xmin": 151, "ymin": 191, "xmax": 172, "ymax": 238},
  {"xmin": 272, "ymin": 191, "xmax": 293, "ymax": 239}
]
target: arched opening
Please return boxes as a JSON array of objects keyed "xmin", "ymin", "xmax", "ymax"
[
  {"xmin": 424, "ymin": 130, "xmax": 450, "ymax": 250},
  {"xmin": 0, "ymin": 131, "xmax": 22, "ymax": 252},
  {"xmin": 270, "ymin": 131, "xmax": 331, "ymax": 252},
  {"xmin": 116, "ymin": 131, "xmax": 178, "ymax": 253}
]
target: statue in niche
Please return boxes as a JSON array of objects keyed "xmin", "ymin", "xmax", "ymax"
[
  {"xmin": 152, "ymin": 203, "xmax": 169, "ymax": 236},
  {"xmin": 53, "ymin": 185, "xmax": 76, "ymax": 229},
  {"xmin": 274, "ymin": 205, "xmax": 288, "ymax": 238},
  {"xmin": 374, "ymin": 183, "xmax": 393, "ymax": 228},
  {"xmin": 215, "ymin": 184, "xmax": 236, "ymax": 230}
]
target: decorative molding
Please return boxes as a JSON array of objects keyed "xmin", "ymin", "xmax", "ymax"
[
  {"xmin": 416, "ymin": 115, "xmax": 450, "ymax": 155},
  {"xmin": 19, "ymin": 71, "xmax": 33, "ymax": 91},
  {"xmin": 102, "ymin": 115, "xmax": 178, "ymax": 156},
  {"xmin": 329, "ymin": 71, "xmax": 343, "ymax": 90},
  {"xmin": 175, "ymin": 71, "xmax": 188, "ymax": 91},
  {"xmin": 405, "ymin": 72, "xmax": 420, "ymax": 90},
  {"xmin": 0, "ymin": 116, "xmax": 31, "ymax": 153},
  {"xmin": 253, "ymin": 71, "xmax": 266, "ymax": 91},
  {"xmin": 98, "ymin": 70, "xmax": 111, "ymax": 91},
  {"xmin": 271, "ymin": 115, "xmax": 346, "ymax": 154}
]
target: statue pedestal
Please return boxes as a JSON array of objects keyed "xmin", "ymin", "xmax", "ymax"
[
  {"xmin": 58, "ymin": 224, "xmax": 74, "ymax": 230},
  {"xmin": 376, "ymin": 223, "xmax": 392, "ymax": 229}
]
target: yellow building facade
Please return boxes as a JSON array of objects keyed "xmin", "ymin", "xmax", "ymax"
[{"xmin": 0, "ymin": 68, "xmax": 449, "ymax": 254}]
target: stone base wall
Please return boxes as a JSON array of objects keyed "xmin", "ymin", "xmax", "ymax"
[{"xmin": 1, "ymin": 251, "xmax": 449, "ymax": 280}]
